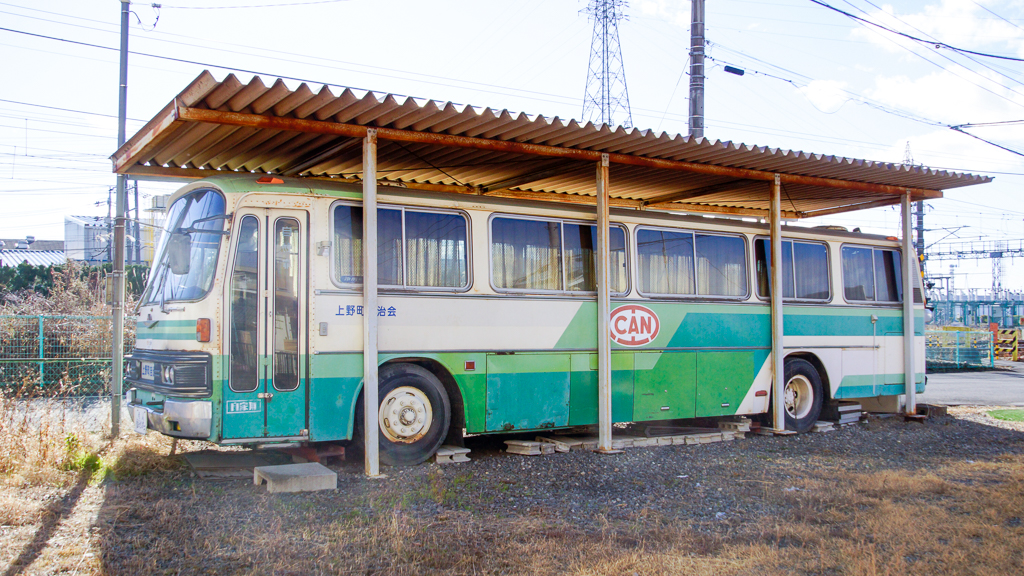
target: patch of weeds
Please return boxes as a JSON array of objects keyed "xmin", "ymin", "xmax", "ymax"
[{"xmin": 62, "ymin": 434, "xmax": 107, "ymax": 478}]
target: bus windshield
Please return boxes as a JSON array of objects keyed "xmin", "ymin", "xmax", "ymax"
[{"xmin": 144, "ymin": 189, "xmax": 226, "ymax": 305}]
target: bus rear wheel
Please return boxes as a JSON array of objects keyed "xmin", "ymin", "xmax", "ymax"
[
  {"xmin": 783, "ymin": 358, "xmax": 823, "ymax": 433},
  {"xmin": 374, "ymin": 363, "xmax": 451, "ymax": 466}
]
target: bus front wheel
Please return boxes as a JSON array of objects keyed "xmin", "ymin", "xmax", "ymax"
[
  {"xmin": 372, "ymin": 363, "xmax": 451, "ymax": 466},
  {"xmin": 783, "ymin": 358, "xmax": 823, "ymax": 433}
]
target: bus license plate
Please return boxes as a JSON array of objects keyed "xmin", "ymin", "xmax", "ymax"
[
  {"xmin": 141, "ymin": 361, "xmax": 155, "ymax": 380},
  {"xmin": 133, "ymin": 406, "xmax": 148, "ymax": 435}
]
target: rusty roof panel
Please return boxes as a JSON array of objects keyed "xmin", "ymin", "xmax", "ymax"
[{"xmin": 114, "ymin": 72, "xmax": 993, "ymax": 218}]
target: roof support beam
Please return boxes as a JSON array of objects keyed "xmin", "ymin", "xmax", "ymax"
[
  {"xmin": 120, "ymin": 106, "xmax": 944, "ymax": 201},
  {"xmin": 282, "ymin": 137, "xmax": 361, "ymax": 176},
  {"xmin": 799, "ymin": 197, "xmax": 901, "ymax": 218},
  {"xmin": 645, "ymin": 201, "xmax": 799, "ymax": 219},
  {"xmin": 479, "ymin": 160, "xmax": 579, "ymax": 193},
  {"xmin": 643, "ymin": 179, "xmax": 746, "ymax": 205}
]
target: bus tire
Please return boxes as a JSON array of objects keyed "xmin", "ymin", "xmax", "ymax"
[
  {"xmin": 783, "ymin": 358, "xmax": 823, "ymax": 433},
  {"xmin": 372, "ymin": 363, "xmax": 451, "ymax": 466}
]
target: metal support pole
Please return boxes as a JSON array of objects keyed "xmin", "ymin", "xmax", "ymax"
[
  {"xmin": 111, "ymin": 0, "xmax": 130, "ymax": 437},
  {"xmin": 595, "ymin": 154, "xmax": 613, "ymax": 452},
  {"xmin": 362, "ymin": 129, "xmax": 380, "ymax": 476},
  {"xmin": 770, "ymin": 175, "xmax": 786, "ymax": 431},
  {"xmin": 688, "ymin": 0, "xmax": 705, "ymax": 139},
  {"xmin": 902, "ymin": 193, "xmax": 917, "ymax": 414}
]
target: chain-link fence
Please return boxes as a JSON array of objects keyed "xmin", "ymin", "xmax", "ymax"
[
  {"xmin": 926, "ymin": 329, "xmax": 995, "ymax": 372},
  {"xmin": 0, "ymin": 315, "xmax": 134, "ymax": 396}
]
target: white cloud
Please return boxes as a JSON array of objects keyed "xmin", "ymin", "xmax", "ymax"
[
  {"xmin": 638, "ymin": 0, "xmax": 691, "ymax": 28},
  {"xmin": 865, "ymin": 67, "xmax": 1024, "ymax": 124},
  {"xmin": 798, "ymin": 80, "xmax": 850, "ymax": 114},
  {"xmin": 850, "ymin": 0, "xmax": 1024, "ymax": 58}
]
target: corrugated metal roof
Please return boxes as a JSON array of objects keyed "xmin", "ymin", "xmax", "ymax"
[
  {"xmin": 0, "ymin": 250, "xmax": 66, "ymax": 268},
  {"xmin": 0, "ymin": 239, "xmax": 64, "ymax": 251},
  {"xmin": 113, "ymin": 71, "xmax": 992, "ymax": 218}
]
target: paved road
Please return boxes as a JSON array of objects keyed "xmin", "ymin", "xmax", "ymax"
[{"xmin": 920, "ymin": 361, "xmax": 1024, "ymax": 406}]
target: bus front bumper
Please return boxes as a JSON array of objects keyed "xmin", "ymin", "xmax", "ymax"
[{"xmin": 127, "ymin": 394, "xmax": 212, "ymax": 439}]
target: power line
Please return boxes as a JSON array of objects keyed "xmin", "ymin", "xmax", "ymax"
[
  {"xmin": 160, "ymin": 0, "xmax": 349, "ymax": 9},
  {"xmin": 809, "ymin": 0, "xmax": 1024, "ymax": 62},
  {"xmin": 0, "ymin": 98, "xmax": 146, "ymax": 122}
]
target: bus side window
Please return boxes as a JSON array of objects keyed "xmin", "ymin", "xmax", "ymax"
[
  {"xmin": 842, "ymin": 246, "xmax": 875, "ymax": 301},
  {"xmin": 492, "ymin": 217, "xmax": 563, "ymax": 291},
  {"xmin": 842, "ymin": 245, "xmax": 902, "ymax": 303},
  {"xmin": 695, "ymin": 234, "xmax": 747, "ymax": 297},
  {"xmin": 331, "ymin": 204, "xmax": 469, "ymax": 290},
  {"xmin": 636, "ymin": 228, "xmax": 695, "ymax": 295},
  {"xmin": 754, "ymin": 239, "xmax": 794, "ymax": 299},
  {"xmin": 793, "ymin": 242, "xmax": 829, "ymax": 299},
  {"xmin": 874, "ymin": 248, "xmax": 902, "ymax": 302}
]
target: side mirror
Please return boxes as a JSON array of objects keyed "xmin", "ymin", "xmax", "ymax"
[{"xmin": 167, "ymin": 232, "xmax": 192, "ymax": 275}]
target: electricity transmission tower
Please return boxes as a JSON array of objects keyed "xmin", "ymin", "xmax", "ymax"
[{"xmin": 582, "ymin": 0, "xmax": 633, "ymax": 128}]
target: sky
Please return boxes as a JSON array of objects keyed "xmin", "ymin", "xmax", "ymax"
[{"xmin": 0, "ymin": 0, "xmax": 1022, "ymax": 293}]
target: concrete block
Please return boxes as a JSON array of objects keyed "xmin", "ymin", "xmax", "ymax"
[
  {"xmin": 718, "ymin": 421, "xmax": 752, "ymax": 433},
  {"xmin": 812, "ymin": 421, "xmax": 835, "ymax": 433},
  {"xmin": 253, "ymin": 462, "xmax": 337, "ymax": 493},
  {"xmin": 436, "ymin": 445, "xmax": 471, "ymax": 464}
]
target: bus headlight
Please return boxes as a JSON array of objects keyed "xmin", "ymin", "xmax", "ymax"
[{"xmin": 162, "ymin": 365, "xmax": 175, "ymax": 385}]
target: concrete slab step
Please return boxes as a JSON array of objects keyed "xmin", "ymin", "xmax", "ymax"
[{"xmin": 253, "ymin": 462, "xmax": 337, "ymax": 493}]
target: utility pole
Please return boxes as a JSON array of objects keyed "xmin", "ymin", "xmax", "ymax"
[
  {"xmin": 111, "ymin": 0, "xmax": 130, "ymax": 437},
  {"xmin": 134, "ymin": 180, "xmax": 141, "ymax": 264},
  {"xmin": 688, "ymin": 0, "xmax": 705, "ymax": 138},
  {"xmin": 904, "ymin": 142, "xmax": 925, "ymax": 274},
  {"xmin": 582, "ymin": 0, "xmax": 633, "ymax": 128}
]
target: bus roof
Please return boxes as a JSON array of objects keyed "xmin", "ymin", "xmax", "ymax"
[{"xmin": 113, "ymin": 71, "xmax": 991, "ymax": 220}]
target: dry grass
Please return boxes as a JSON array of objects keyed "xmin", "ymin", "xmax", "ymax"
[
  {"xmin": 0, "ymin": 383, "xmax": 95, "ymax": 487},
  {"xmin": 1, "ymin": 413, "xmax": 1022, "ymax": 575}
]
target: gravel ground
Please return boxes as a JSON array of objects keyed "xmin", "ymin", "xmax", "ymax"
[{"xmin": 307, "ymin": 410, "xmax": 1024, "ymax": 528}]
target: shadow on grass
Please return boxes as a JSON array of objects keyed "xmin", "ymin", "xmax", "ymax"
[{"xmin": 2, "ymin": 454, "xmax": 99, "ymax": 576}]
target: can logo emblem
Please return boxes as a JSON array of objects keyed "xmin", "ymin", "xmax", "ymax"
[{"xmin": 609, "ymin": 305, "xmax": 660, "ymax": 347}]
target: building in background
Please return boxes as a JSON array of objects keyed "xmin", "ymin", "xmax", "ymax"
[
  {"xmin": 64, "ymin": 215, "xmax": 113, "ymax": 265},
  {"xmin": 0, "ymin": 237, "xmax": 66, "ymax": 268}
]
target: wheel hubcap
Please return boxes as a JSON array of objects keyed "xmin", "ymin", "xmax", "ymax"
[
  {"xmin": 379, "ymin": 386, "xmax": 433, "ymax": 443},
  {"xmin": 784, "ymin": 375, "xmax": 814, "ymax": 420}
]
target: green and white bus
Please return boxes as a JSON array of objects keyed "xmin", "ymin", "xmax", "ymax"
[{"xmin": 125, "ymin": 173, "xmax": 923, "ymax": 465}]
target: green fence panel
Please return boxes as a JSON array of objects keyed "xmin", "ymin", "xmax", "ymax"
[
  {"xmin": 926, "ymin": 330, "xmax": 995, "ymax": 371},
  {"xmin": 0, "ymin": 315, "xmax": 135, "ymax": 396}
]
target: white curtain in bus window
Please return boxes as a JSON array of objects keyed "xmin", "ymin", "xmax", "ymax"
[
  {"xmin": 491, "ymin": 217, "xmax": 562, "ymax": 290},
  {"xmin": 563, "ymin": 223, "xmax": 627, "ymax": 293},
  {"xmin": 333, "ymin": 205, "xmax": 363, "ymax": 283},
  {"xmin": 874, "ymin": 248, "xmax": 903, "ymax": 302},
  {"xmin": 273, "ymin": 218, "xmax": 300, "ymax": 392},
  {"xmin": 793, "ymin": 242, "xmax": 829, "ymax": 299},
  {"xmin": 637, "ymin": 229, "xmax": 695, "ymax": 295},
  {"xmin": 229, "ymin": 216, "xmax": 260, "ymax": 393},
  {"xmin": 331, "ymin": 206, "xmax": 403, "ymax": 286},
  {"xmin": 842, "ymin": 246, "xmax": 876, "ymax": 301},
  {"xmin": 695, "ymin": 234, "xmax": 747, "ymax": 296},
  {"xmin": 405, "ymin": 211, "xmax": 468, "ymax": 288}
]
